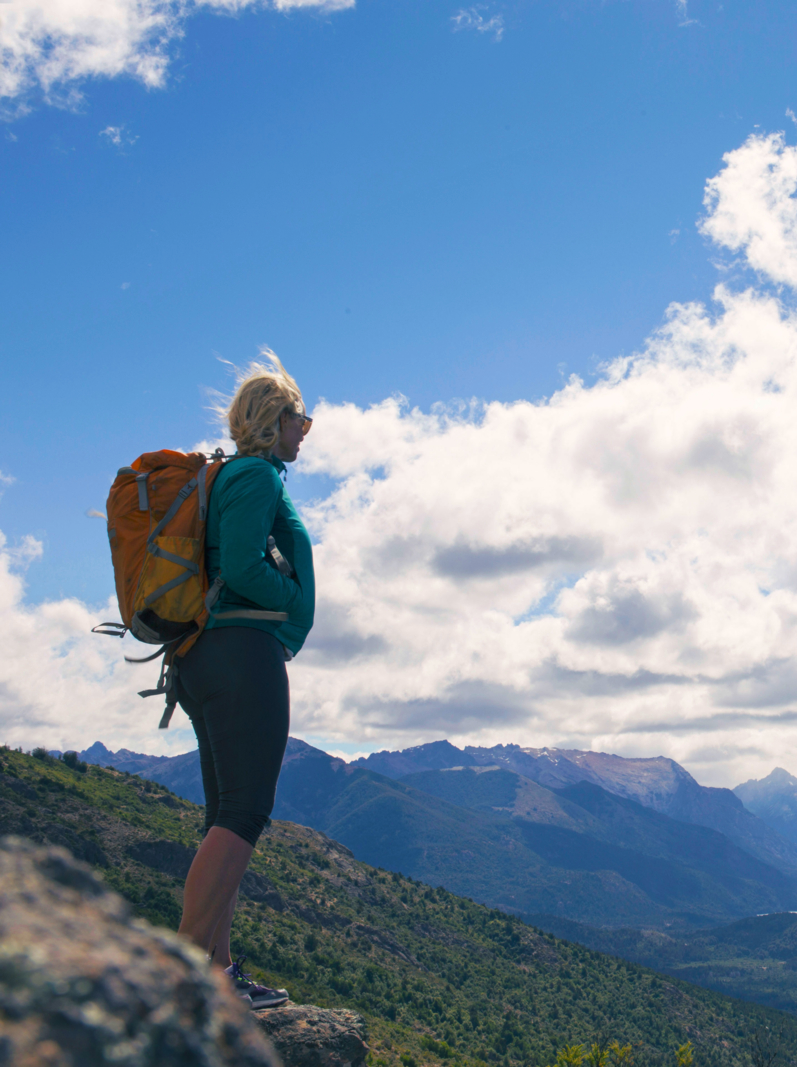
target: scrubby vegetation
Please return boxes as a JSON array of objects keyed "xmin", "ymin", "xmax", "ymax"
[
  {"xmin": 61, "ymin": 750, "xmax": 88, "ymax": 773},
  {"xmin": 1, "ymin": 746, "xmax": 795, "ymax": 1066},
  {"xmin": 535, "ymin": 913, "xmax": 797, "ymax": 1017}
]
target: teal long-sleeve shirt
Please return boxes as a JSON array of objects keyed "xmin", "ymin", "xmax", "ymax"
[{"xmin": 204, "ymin": 454, "xmax": 315, "ymax": 656}]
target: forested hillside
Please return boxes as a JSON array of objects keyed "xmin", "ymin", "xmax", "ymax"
[
  {"xmin": 532, "ymin": 911, "xmax": 797, "ymax": 1017},
  {"xmin": 1, "ymin": 746, "xmax": 796, "ymax": 1067}
]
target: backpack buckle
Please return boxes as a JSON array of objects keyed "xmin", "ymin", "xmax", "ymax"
[{"xmin": 91, "ymin": 622, "xmax": 127, "ymax": 638}]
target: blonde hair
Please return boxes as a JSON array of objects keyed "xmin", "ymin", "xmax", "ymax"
[{"xmin": 222, "ymin": 351, "xmax": 304, "ymax": 457}]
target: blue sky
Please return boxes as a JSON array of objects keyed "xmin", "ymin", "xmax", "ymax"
[
  {"xmin": 5, "ymin": 0, "xmax": 797, "ymax": 777},
  {"xmin": 4, "ymin": 0, "xmax": 790, "ymax": 604}
]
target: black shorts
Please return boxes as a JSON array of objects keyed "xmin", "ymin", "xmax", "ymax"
[{"xmin": 174, "ymin": 627, "xmax": 290, "ymax": 847}]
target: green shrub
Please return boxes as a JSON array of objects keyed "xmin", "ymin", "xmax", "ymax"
[
  {"xmin": 61, "ymin": 751, "xmax": 88, "ymax": 773},
  {"xmin": 421, "ymin": 1036, "xmax": 452, "ymax": 1058}
]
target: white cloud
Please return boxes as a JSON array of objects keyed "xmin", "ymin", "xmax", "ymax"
[
  {"xmin": 0, "ymin": 0, "xmax": 354, "ymax": 109},
  {"xmin": 100, "ymin": 124, "xmax": 137, "ymax": 148},
  {"xmin": 193, "ymin": 434, "xmax": 236, "ymax": 456},
  {"xmin": 323, "ymin": 749, "xmax": 373, "ymax": 762},
  {"xmin": 282, "ymin": 131, "xmax": 797, "ymax": 787},
  {"xmin": 700, "ymin": 131, "xmax": 797, "ymax": 289},
  {"xmin": 0, "ymin": 528, "xmax": 199, "ymax": 755},
  {"xmin": 10, "ymin": 132, "xmax": 797, "ymax": 789},
  {"xmin": 675, "ymin": 0, "xmax": 696, "ymax": 26},
  {"xmin": 451, "ymin": 6, "xmax": 504, "ymax": 42},
  {"xmin": 5, "ymin": 535, "xmax": 43, "ymax": 570}
]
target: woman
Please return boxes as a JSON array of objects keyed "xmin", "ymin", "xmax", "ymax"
[{"xmin": 175, "ymin": 354, "xmax": 315, "ymax": 1008}]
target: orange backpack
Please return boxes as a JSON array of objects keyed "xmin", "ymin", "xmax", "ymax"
[
  {"xmin": 93, "ymin": 449, "xmax": 227, "ymax": 728},
  {"xmin": 94, "ymin": 448, "xmax": 292, "ymax": 728}
]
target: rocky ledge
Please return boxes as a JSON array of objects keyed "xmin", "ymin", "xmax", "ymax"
[
  {"xmin": 0, "ymin": 836, "xmax": 367, "ymax": 1067},
  {"xmin": 254, "ymin": 1004, "xmax": 368, "ymax": 1067}
]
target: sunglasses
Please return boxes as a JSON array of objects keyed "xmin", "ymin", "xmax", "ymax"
[{"xmin": 284, "ymin": 410, "xmax": 313, "ymax": 436}]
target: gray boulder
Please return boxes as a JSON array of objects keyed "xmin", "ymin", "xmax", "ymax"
[
  {"xmin": 0, "ymin": 836, "xmax": 278, "ymax": 1066},
  {"xmin": 253, "ymin": 1004, "xmax": 368, "ymax": 1067}
]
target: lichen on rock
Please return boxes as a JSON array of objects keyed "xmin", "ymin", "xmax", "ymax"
[
  {"xmin": 0, "ymin": 836, "xmax": 279, "ymax": 1066},
  {"xmin": 253, "ymin": 1003, "xmax": 368, "ymax": 1067}
]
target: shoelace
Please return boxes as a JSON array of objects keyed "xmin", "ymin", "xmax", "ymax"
[{"xmin": 231, "ymin": 955, "xmax": 253, "ymax": 982}]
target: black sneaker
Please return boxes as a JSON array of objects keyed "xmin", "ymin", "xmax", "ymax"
[{"xmin": 224, "ymin": 956, "xmax": 289, "ymax": 1009}]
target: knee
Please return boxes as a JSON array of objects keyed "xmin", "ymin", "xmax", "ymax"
[{"xmin": 213, "ymin": 811, "xmax": 270, "ymax": 848}]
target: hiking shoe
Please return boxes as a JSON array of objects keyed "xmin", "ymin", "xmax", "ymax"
[{"xmin": 225, "ymin": 956, "xmax": 289, "ymax": 1009}]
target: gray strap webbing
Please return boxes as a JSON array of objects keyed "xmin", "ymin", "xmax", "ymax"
[
  {"xmin": 198, "ymin": 463, "xmax": 209, "ymax": 522},
  {"xmin": 143, "ymin": 568, "xmax": 194, "ymax": 607},
  {"xmin": 139, "ymin": 475, "xmax": 202, "ymax": 610},
  {"xmin": 147, "ymin": 477, "xmax": 198, "ymax": 542},
  {"xmin": 159, "ymin": 705, "xmax": 176, "ymax": 729},
  {"xmin": 146, "ymin": 542, "xmax": 200, "ymax": 573},
  {"xmin": 213, "ymin": 609, "xmax": 289, "ymax": 621},
  {"xmin": 136, "ymin": 472, "xmax": 149, "ymax": 511},
  {"xmin": 124, "ymin": 643, "xmax": 170, "ymax": 664},
  {"xmin": 204, "ymin": 576, "xmax": 225, "ymax": 611}
]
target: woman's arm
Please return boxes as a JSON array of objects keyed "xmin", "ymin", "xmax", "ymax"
[{"xmin": 217, "ymin": 462, "xmax": 302, "ymax": 613}]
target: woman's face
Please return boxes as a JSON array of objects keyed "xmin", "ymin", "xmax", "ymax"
[{"xmin": 274, "ymin": 409, "xmax": 306, "ymax": 463}]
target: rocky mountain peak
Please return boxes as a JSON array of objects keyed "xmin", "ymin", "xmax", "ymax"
[{"xmin": 734, "ymin": 767, "xmax": 797, "ymax": 846}]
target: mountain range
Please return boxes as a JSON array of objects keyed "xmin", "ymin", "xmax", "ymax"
[
  {"xmin": 735, "ymin": 767, "xmax": 797, "ymax": 846},
  {"xmin": 352, "ymin": 742, "xmax": 797, "ymax": 874},
  {"xmin": 71, "ymin": 738, "xmax": 797, "ymax": 932}
]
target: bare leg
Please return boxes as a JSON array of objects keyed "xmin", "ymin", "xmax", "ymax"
[
  {"xmin": 179, "ymin": 826, "xmax": 252, "ymax": 955},
  {"xmin": 208, "ymin": 886, "xmax": 239, "ymax": 969}
]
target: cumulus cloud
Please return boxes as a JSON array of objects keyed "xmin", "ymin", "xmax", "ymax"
[
  {"xmin": 9, "ymin": 131, "xmax": 797, "ymax": 788},
  {"xmin": 0, "ymin": 0, "xmax": 354, "ymax": 108},
  {"xmin": 0, "ymin": 528, "xmax": 199, "ymax": 756},
  {"xmin": 451, "ymin": 6, "xmax": 504, "ymax": 42},
  {"xmin": 7, "ymin": 535, "xmax": 43, "ymax": 569},
  {"xmin": 700, "ymin": 132, "xmax": 797, "ymax": 289},
  {"xmin": 282, "ymin": 130, "xmax": 797, "ymax": 787}
]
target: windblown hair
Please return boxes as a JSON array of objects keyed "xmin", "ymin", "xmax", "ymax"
[{"xmin": 222, "ymin": 351, "xmax": 304, "ymax": 457}]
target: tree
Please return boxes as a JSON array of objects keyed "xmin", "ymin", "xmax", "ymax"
[
  {"xmin": 748, "ymin": 1027, "xmax": 784, "ymax": 1067},
  {"xmin": 608, "ymin": 1041, "xmax": 633, "ymax": 1065},
  {"xmin": 675, "ymin": 1042, "xmax": 693, "ymax": 1067},
  {"xmin": 549, "ymin": 1044, "xmax": 585, "ymax": 1067},
  {"xmin": 584, "ymin": 1041, "xmax": 610, "ymax": 1067},
  {"xmin": 62, "ymin": 751, "xmax": 87, "ymax": 773}
]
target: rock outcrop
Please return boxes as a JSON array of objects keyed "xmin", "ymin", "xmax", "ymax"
[
  {"xmin": 253, "ymin": 1005, "xmax": 368, "ymax": 1067},
  {"xmin": 0, "ymin": 836, "xmax": 278, "ymax": 1066}
]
